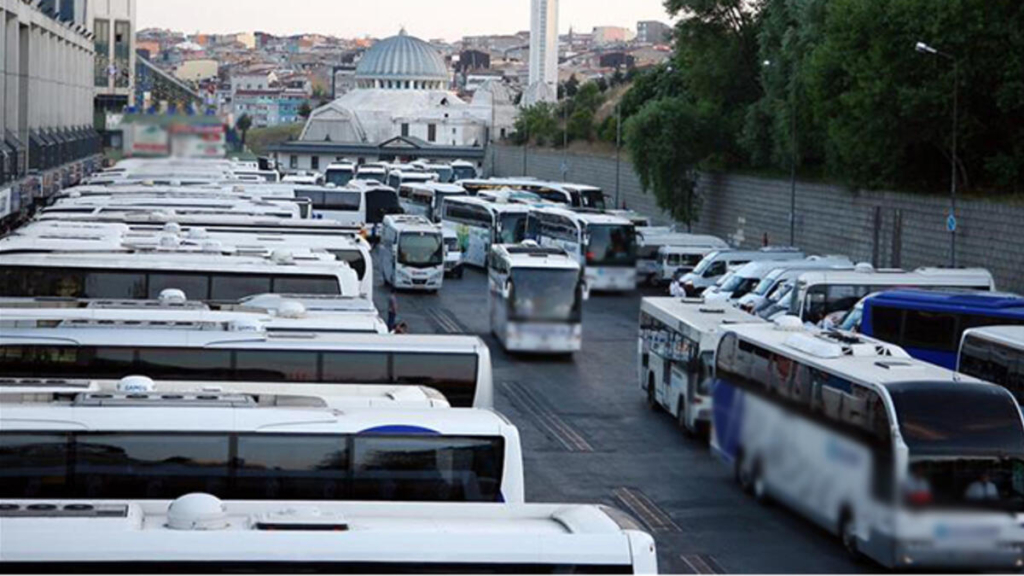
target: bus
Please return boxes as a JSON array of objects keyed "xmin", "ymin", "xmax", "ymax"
[
  {"xmin": 860, "ymin": 291, "xmax": 1024, "ymax": 370},
  {"xmin": 43, "ymin": 195, "xmax": 307, "ymax": 220},
  {"xmin": 2, "ymin": 220, "xmax": 376, "ymax": 300},
  {"xmin": 959, "ymin": 326, "xmax": 1024, "ymax": 403},
  {"xmin": 0, "ymin": 377, "xmax": 524, "ymax": 504},
  {"xmin": 0, "ymin": 251, "xmax": 362, "ymax": 303},
  {"xmin": 711, "ymin": 321, "xmax": 1024, "ymax": 569},
  {"xmin": 459, "ymin": 178, "xmax": 607, "ymax": 209},
  {"xmin": 639, "ymin": 298, "xmax": 763, "ymax": 436},
  {"xmin": 441, "ymin": 197, "xmax": 531, "ymax": 268},
  {"xmin": 282, "ymin": 172, "xmax": 325, "ymax": 186},
  {"xmin": 411, "ymin": 161, "xmax": 454, "ymax": 184},
  {"xmin": 675, "ymin": 248, "xmax": 805, "ymax": 297},
  {"xmin": 488, "ymin": 244, "xmax": 585, "ymax": 354},
  {"xmin": 0, "ymin": 500, "xmax": 657, "ymax": 574},
  {"xmin": 0, "ymin": 319, "xmax": 493, "ymax": 408},
  {"xmin": 450, "ymin": 159, "xmax": 478, "ymax": 182},
  {"xmin": 324, "ymin": 161, "xmax": 357, "ymax": 187},
  {"xmin": 527, "ymin": 207, "xmax": 638, "ymax": 293},
  {"xmin": 346, "ymin": 179, "xmax": 403, "ymax": 238},
  {"xmin": 386, "ymin": 169, "xmax": 438, "ymax": 191},
  {"xmin": 398, "ymin": 182, "xmax": 467, "ymax": 222},
  {"xmin": 379, "ymin": 215, "xmax": 445, "ymax": 292},
  {"xmin": 635, "ymin": 230, "xmax": 728, "ymax": 285},
  {"xmin": 785, "ymin": 267, "xmax": 997, "ymax": 326},
  {"xmin": 355, "ymin": 162, "xmax": 388, "ymax": 182}
]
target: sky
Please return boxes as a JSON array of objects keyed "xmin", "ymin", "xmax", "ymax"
[{"xmin": 137, "ymin": 0, "xmax": 674, "ymax": 42}]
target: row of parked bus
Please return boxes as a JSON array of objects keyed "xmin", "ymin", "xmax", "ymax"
[
  {"xmin": 639, "ymin": 246, "xmax": 1024, "ymax": 568},
  {"xmin": 0, "ymin": 158, "xmax": 658, "ymax": 573}
]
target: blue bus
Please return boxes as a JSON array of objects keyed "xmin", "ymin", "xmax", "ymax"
[{"xmin": 861, "ymin": 290, "xmax": 1024, "ymax": 369}]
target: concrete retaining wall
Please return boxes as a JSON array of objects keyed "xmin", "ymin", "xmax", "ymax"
[{"xmin": 488, "ymin": 144, "xmax": 1024, "ymax": 293}]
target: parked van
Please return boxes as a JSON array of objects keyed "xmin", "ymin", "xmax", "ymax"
[
  {"xmin": 705, "ymin": 256, "xmax": 853, "ymax": 303},
  {"xmin": 675, "ymin": 247, "xmax": 804, "ymax": 297}
]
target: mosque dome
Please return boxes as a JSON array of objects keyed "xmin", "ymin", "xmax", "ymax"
[{"xmin": 355, "ymin": 29, "xmax": 449, "ymax": 90}]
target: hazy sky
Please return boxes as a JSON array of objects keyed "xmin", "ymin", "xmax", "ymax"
[{"xmin": 137, "ymin": 0, "xmax": 674, "ymax": 42}]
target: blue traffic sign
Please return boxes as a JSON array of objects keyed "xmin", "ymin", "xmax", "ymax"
[{"xmin": 947, "ymin": 214, "xmax": 957, "ymax": 233}]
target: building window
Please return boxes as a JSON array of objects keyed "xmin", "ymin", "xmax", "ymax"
[
  {"xmin": 94, "ymin": 19, "xmax": 111, "ymax": 88},
  {"xmin": 428, "ymin": 124, "xmax": 437, "ymax": 143},
  {"xmin": 114, "ymin": 21, "xmax": 132, "ymax": 88},
  {"xmin": 290, "ymin": 155, "xmax": 298, "ymax": 169},
  {"xmin": 311, "ymin": 156, "xmax": 319, "ymax": 170},
  {"xmin": 401, "ymin": 124, "xmax": 409, "ymax": 137}
]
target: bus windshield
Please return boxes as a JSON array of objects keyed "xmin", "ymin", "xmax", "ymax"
[
  {"xmin": 587, "ymin": 225, "xmax": 637, "ymax": 267},
  {"xmin": 325, "ymin": 169, "xmax": 354, "ymax": 187},
  {"xmin": 452, "ymin": 166, "xmax": 477, "ymax": 182},
  {"xmin": 579, "ymin": 190, "xmax": 606, "ymax": 210},
  {"xmin": 509, "ymin": 268, "xmax": 582, "ymax": 323},
  {"xmin": 399, "ymin": 232, "xmax": 444, "ymax": 267},
  {"xmin": 499, "ymin": 213, "xmax": 528, "ymax": 244},
  {"xmin": 889, "ymin": 384, "xmax": 1024, "ymax": 458},
  {"xmin": 427, "ymin": 167, "xmax": 454, "ymax": 183}
]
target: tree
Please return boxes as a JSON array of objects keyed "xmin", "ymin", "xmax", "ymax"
[
  {"xmin": 625, "ymin": 97, "xmax": 715, "ymax": 227},
  {"xmin": 298, "ymin": 101, "xmax": 313, "ymax": 119},
  {"xmin": 564, "ymin": 74, "xmax": 580, "ymax": 98},
  {"xmin": 512, "ymin": 103, "xmax": 558, "ymax": 146},
  {"xmin": 567, "ymin": 107, "xmax": 596, "ymax": 142},
  {"xmin": 236, "ymin": 114, "xmax": 253, "ymax": 147},
  {"xmin": 595, "ymin": 76, "xmax": 609, "ymax": 93}
]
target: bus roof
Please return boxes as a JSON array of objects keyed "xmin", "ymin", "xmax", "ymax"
[
  {"xmin": 384, "ymin": 214, "xmax": 441, "ymax": 234},
  {"xmin": 724, "ymin": 322, "xmax": 986, "ymax": 388},
  {"xmin": 866, "ymin": 289, "xmax": 1024, "ymax": 312},
  {"xmin": 493, "ymin": 244, "xmax": 580, "ymax": 270},
  {"xmin": 642, "ymin": 298, "xmax": 765, "ymax": 337},
  {"xmin": 962, "ymin": 325, "xmax": 1024, "ymax": 351},
  {"xmin": 446, "ymin": 195, "xmax": 532, "ymax": 214},
  {"xmin": 794, "ymin": 267, "xmax": 996, "ymax": 289},
  {"xmin": 0, "ymin": 251, "xmax": 355, "ymax": 277},
  {"xmin": 400, "ymin": 182, "xmax": 465, "ymax": 194},
  {"xmin": 0, "ymin": 500, "xmax": 649, "ymax": 569},
  {"xmin": 0, "ymin": 378, "xmax": 450, "ymax": 410},
  {"xmin": 530, "ymin": 206, "xmax": 632, "ymax": 226}
]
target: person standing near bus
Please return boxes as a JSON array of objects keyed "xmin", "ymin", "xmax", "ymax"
[{"xmin": 388, "ymin": 293, "xmax": 399, "ymax": 333}]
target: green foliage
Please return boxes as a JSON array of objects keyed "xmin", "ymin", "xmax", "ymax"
[
  {"xmin": 245, "ymin": 122, "xmax": 304, "ymax": 156},
  {"xmin": 568, "ymin": 108, "xmax": 596, "ymax": 142},
  {"xmin": 513, "ymin": 103, "xmax": 559, "ymax": 146},
  {"xmin": 298, "ymin": 102, "xmax": 313, "ymax": 119},
  {"xmin": 564, "ymin": 75, "xmax": 580, "ymax": 98},
  {"xmin": 235, "ymin": 114, "xmax": 253, "ymax": 146},
  {"xmin": 625, "ymin": 97, "xmax": 714, "ymax": 225}
]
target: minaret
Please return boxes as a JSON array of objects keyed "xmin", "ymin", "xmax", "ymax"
[{"xmin": 529, "ymin": 0, "xmax": 559, "ymax": 103}]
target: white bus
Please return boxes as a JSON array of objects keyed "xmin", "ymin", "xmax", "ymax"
[
  {"xmin": 450, "ymin": 159, "xmax": 479, "ymax": 182},
  {"xmin": 488, "ymin": 244, "xmax": 585, "ymax": 354},
  {"xmin": 398, "ymin": 182, "xmax": 468, "ymax": 222},
  {"xmin": 346, "ymin": 179, "xmax": 403, "ymax": 238},
  {"xmin": 527, "ymin": 207, "xmax": 638, "ymax": 293},
  {"xmin": 43, "ymin": 195, "xmax": 306, "ymax": 220},
  {"xmin": 386, "ymin": 169, "xmax": 438, "ymax": 191},
  {"xmin": 2, "ymin": 221, "xmax": 375, "ymax": 300},
  {"xmin": 635, "ymin": 230, "xmax": 728, "ymax": 285},
  {"xmin": 282, "ymin": 172, "xmax": 325, "ymax": 186},
  {"xmin": 0, "ymin": 377, "xmax": 524, "ymax": 504},
  {"xmin": 0, "ymin": 251, "xmax": 362, "ymax": 303},
  {"xmin": 441, "ymin": 196, "xmax": 531, "ymax": 268},
  {"xmin": 785, "ymin": 267, "xmax": 996, "ymax": 325},
  {"xmin": 0, "ymin": 499, "xmax": 657, "ymax": 573},
  {"xmin": 459, "ymin": 178, "xmax": 607, "ymax": 209},
  {"xmin": 959, "ymin": 326, "xmax": 1024, "ymax": 403},
  {"xmin": 324, "ymin": 161, "xmax": 357, "ymax": 187},
  {"xmin": 379, "ymin": 215, "xmax": 445, "ymax": 292},
  {"xmin": 712, "ymin": 321, "xmax": 1024, "ymax": 569},
  {"xmin": 411, "ymin": 160, "xmax": 454, "ymax": 184},
  {"xmin": 639, "ymin": 298, "xmax": 763, "ymax": 436},
  {"xmin": 355, "ymin": 162, "xmax": 387, "ymax": 181},
  {"xmin": 0, "ymin": 321, "xmax": 493, "ymax": 408}
]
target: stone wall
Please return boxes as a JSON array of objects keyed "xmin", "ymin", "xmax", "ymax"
[{"xmin": 488, "ymin": 144, "xmax": 1024, "ymax": 293}]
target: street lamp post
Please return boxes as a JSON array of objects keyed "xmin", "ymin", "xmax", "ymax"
[
  {"xmin": 915, "ymin": 41, "xmax": 959, "ymax": 268},
  {"xmin": 615, "ymin": 102, "xmax": 622, "ymax": 209}
]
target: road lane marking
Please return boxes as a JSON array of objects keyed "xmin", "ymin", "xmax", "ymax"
[
  {"xmin": 680, "ymin": 554, "xmax": 724, "ymax": 574},
  {"xmin": 502, "ymin": 381, "xmax": 593, "ymax": 452},
  {"xmin": 426, "ymin": 308, "xmax": 463, "ymax": 334},
  {"xmin": 612, "ymin": 487, "xmax": 681, "ymax": 533}
]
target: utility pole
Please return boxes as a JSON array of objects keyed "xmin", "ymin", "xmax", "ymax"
[
  {"xmin": 789, "ymin": 66, "xmax": 798, "ymax": 248},
  {"xmin": 615, "ymin": 102, "xmax": 622, "ymax": 209}
]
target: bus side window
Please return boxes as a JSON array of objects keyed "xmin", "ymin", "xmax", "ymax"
[{"xmin": 716, "ymin": 333, "xmax": 738, "ymax": 376}]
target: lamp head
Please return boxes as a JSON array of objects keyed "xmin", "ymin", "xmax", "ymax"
[{"xmin": 915, "ymin": 42, "xmax": 937, "ymax": 55}]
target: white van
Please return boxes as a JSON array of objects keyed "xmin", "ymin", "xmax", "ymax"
[
  {"xmin": 704, "ymin": 256, "xmax": 853, "ymax": 303},
  {"xmin": 379, "ymin": 215, "xmax": 445, "ymax": 292},
  {"xmin": 675, "ymin": 247, "xmax": 804, "ymax": 296},
  {"xmin": 736, "ymin": 260, "xmax": 857, "ymax": 313}
]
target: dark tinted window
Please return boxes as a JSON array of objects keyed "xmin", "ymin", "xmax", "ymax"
[
  {"xmin": 235, "ymin": 435, "xmax": 348, "ymax": 500},
  {"xmin": 137, "ymin": 349, "xmax": 232, "ymax": 379},
  {"xmin": 321, "ymin": 352, "xmax": 390, "ymax": 383},
  {"xmin": 235, "ymin": 351, "xmax": 319, "ymax": 381},
  {"xmin": 365, "ymin": 189, "xmax": 400, "ymax": 224},
  {"xmin": 83, "ymin": 271, "xmax": 146, "ymax": 299},
  {"xmin": 296, "ymin": 190, "xmax": 325, "ymax": 206},
  {"xmin": 351, "ymin": 436, "xmax": 503, "ymax": 502},
  {"xmin": 0, "ymin": 433, "xmax": 71, "ymax": 498},
  {"xmin": 903, "ymin": 310, "xmax": 957, "ymax": 352},
  {"xmin": 0, "ymin": 266, "xmax": 85, "ymax": 297},
  {"xmin": 74, "ymin": 434, "xmax": 230, "ymax": 498},
  {"xmin": 0, "ymin": 345, "xmax": 80, "ymax": 377},
  {"xmin": 870, "ymin": 305, "xmax": 903, "ymax": 343},
  {"xmin": 329, "ymin": 250, "xmax": 367, "ymax": 281},
  {"xmin": 889, "ymin": 384, "xmax": 1024, "ymax": 457},
  {"xmin": 393, "ymin": 353, "xmax": 476, "ymax": 386},
  {"xmin": 147, "ymin": 273, "xmax": 210, "ymax": 300},
  {"xmin": 81, "ymin": 347, "xmax": 137, "ymax": 377},
  {"xmin": 322, "ymin": 191, "xmax": 361, "ymax": 211},
  {"xmin": 273, "ymin": 276, "xmax": 340, "ymax": 295},
  {"xmin": 210, "ymin": 274, "xmax": 272, "ymax": 301}
]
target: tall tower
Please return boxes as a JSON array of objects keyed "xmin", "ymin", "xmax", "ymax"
[{"xmin": 529, "ymin": 0, "xmax": 559, "ymax": 103}]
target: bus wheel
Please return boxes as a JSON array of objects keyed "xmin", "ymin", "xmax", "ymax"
[
  {"xmin": 751, "ymin": 460, "xmax": 769, "ymax": 505},
  {"xmin": 677, "ymin": 399, "xmax": 694, "ymax": 438},
  {"xmin": 646, "ymin": 375, "xmax": 659, "ymax": 412},
  {"xmin": 839, "ymin": 511, "xmax": 860, "ymax": 560},
  {"xmin": 735, "ymin": 450, "xmax": 753, "ymax": 494}
]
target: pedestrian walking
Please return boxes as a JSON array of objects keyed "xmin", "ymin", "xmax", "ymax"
[{"xmin": 387, "ymin": 293, "xmax": 399, "ymax": 332}]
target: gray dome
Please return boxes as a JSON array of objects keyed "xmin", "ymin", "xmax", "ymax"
[{"xmin": 355, "ymin": 29, "xmax": 449, "ymax": 89}]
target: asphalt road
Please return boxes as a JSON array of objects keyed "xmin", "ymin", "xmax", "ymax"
[{"xmin": 373, "ymin": 260, "xmax": 866, "ymax": 574}]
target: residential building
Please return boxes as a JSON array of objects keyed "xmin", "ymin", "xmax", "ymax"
[
  {"xmin": 592, "ymin": 26, "xmax": 634, "ymax": 46},
  {"xmin": 88, "ymin": 0, "xmax": 137, "ymax": 117},
  {"xmin": 637, "ymin": 20, "xmax": 672, "ymax": 44},
  {"xmin": 528, "ymin": 0, "xmax": 558, "ymax": 103},
  {"xmin": 174, "ymin": 59, "xmax": 219, "ymax": 83}
]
